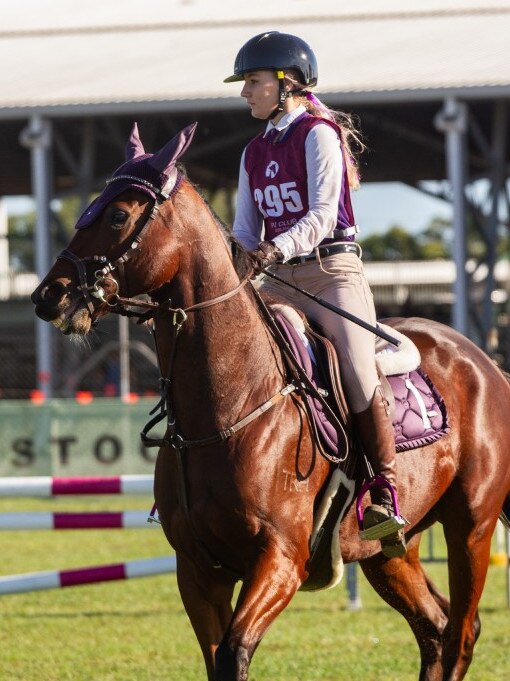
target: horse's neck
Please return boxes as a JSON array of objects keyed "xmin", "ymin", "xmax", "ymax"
[{"xmin": 154, "ymin": 197, "xmax": 283, "ymax": 435}]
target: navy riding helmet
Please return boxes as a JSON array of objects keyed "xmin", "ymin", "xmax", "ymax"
[{"xmin": 224, "ymin": 31, "xmax": 318, "ymax": 87}]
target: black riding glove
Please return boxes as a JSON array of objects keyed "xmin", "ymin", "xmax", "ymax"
[{"xmin": 249, "ymin": 241, "xmax": 283, "ymax": 275}]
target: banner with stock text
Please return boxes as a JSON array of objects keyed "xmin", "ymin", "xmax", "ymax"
[{"xmin": 0, "ymin": 399, "xmax": 164, "ymax": 477}]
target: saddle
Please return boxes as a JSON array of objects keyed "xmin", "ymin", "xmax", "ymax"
[{"xmin": 273, "ymin": 307, "xmax": 449, "ymax": 460}]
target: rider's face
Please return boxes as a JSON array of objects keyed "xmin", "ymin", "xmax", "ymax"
[{"xmin": 240, "ymin": 71, "xmax": 278, "ymax": 119}]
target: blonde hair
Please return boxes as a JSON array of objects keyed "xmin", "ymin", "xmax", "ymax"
[{"xmin": 284, "ymin": 71, "xmax": 365, "ymax": 190}]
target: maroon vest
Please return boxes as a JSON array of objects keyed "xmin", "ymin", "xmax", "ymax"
[{"xmin": 244, "ymin": 112, "xmax": 356, "ymax": 242}]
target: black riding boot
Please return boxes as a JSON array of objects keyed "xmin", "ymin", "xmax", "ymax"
[{"xmin": 353, "ymin": 386, "xmax": 406, "ymax": 558}]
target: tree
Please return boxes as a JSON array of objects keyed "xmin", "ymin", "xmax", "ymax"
[
  {"xmin": 417, "ymin": 217, "xmax": 451, "ymax": 260},
  {"xmin": 7, "ymin": 196, "xmax": 82, "ymax": 273},
  {"xmin": 360, "ymin": 217, "xmax": 455, "ymax": 261},
  {"xmin": 361, "ymin": 224, "xmax": 424, "ymax": 261},
  {"xmin": 8, "ymin": 212, "xmax": 35, "ymax": 271}
]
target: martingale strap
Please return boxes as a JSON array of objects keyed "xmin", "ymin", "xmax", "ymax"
[
  {"xmin": 141, "ymin": 382, "xmax": 296, "ymax": 449},
  {"xmin": 139, "ymin": 284, "xmax": 298, "ymax": 578},
  {"xmin": 140, "ymin": 378, "xmax": 172, "ymax": 448}
]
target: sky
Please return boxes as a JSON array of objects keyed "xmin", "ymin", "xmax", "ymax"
[
  {"xmin": 352, "ymin": 181, "xmax": 452, "ymax": 236},
  {"xmin": 3, "ymin": 181, "xmax": 453, "ymax": 238}
]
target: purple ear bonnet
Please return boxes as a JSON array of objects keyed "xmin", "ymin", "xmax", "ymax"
[{"xmin": 75, "ymin": 122, "xmax": 197, "ymax": 229}]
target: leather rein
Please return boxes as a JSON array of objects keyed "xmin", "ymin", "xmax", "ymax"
[
  {"xmin": 58, "ymin": 174, "xmax": 296, "ymax": 453},
  {"xmin": 138, "ymin": 271, "xmax": 298, "ymax": 452}
]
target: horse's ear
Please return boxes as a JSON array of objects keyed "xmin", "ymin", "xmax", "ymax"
[
  {"xmin": 126, "ymin": 122, "xmax": 146, "ymax": 160},
  {"xmin": 149, "ymin": 122, "xmax": 198, "ymax": 174}
]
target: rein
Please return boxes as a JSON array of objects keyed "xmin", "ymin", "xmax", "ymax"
[
  {"xmin": 140, "ymin": 273, "xmax": 295, "ymax": 450},
  {"xmin": 115, "ymin": 269, "xmax": 254, "ymax": 322}
]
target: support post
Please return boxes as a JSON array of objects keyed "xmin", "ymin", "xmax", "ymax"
[
  {"xmin": 78, "ymin": 119, "xmax": 95, "ymax": 214},
  {"xmin": 484, "ymin": 102, "xmax": 507, "ymax": 352},
  {"xmin": 20, "ymin": 116, "xmax": 53, "ymax": 398},
  {"xmin": 119, "ymin": 315, "xmax": 131, "ymax": 401},
  {"xmin": 0, "ymin": 200, "xmax": 8, "ymax": 299},
  {"xmin": 345, "ymin": 562, "xmax": 362, "ymax": 610},
  {"xmin": 435, "ymin": 98, "xmax": 469, "ymax": 336}
]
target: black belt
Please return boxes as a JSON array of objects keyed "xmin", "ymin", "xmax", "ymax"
[{"xmin": 285, "ymin": 242, "xmax": 358, "ymax": 266}]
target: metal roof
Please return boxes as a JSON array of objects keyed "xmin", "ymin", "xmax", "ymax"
[
  {"xmin": 2, "ymin": 1, "xmax": 510, "ymax": 119},
  {"xmin": 365, "ymin": 259, "xmax": 510, "ymax": 288}
]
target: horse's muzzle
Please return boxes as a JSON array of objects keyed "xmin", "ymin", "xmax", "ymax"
[{"xmin": 31, "ymin": 281, "xmax": 67, "ymax": 319}]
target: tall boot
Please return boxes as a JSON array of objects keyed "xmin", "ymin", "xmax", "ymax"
[{"xmin": 353, "ymin": 385, "xmax": 406, "ymax": 558}]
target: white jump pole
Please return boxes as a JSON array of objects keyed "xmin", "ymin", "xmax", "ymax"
[
  {"xmin": 0, "ymin": 510, "xmax": 158, "ymax": 530},
  {"xmin": 0, "ymin": 475, "xmax": 153, "ymax": 497},
  {"xmin": 0, "ymin": 555, "xmax": 176, "ymax": 595}
]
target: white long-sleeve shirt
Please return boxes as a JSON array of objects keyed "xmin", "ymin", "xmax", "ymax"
[{"xmin": 232, "ymin": 105, "xmax": 344, "ymax": 262}]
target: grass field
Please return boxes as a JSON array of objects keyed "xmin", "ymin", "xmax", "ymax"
[{"xmin": 0, "ymin": 496, "xmax": 508, "ymax": 680}]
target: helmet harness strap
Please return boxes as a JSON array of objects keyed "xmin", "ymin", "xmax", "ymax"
[{"xmin": 268, "ymin": 70, "xmax": 287, "ymax": 120}]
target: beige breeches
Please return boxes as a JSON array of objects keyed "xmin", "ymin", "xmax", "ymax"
[{"xmin": 261, "ymin": 251, "xmax": 379, "ymax": 413}]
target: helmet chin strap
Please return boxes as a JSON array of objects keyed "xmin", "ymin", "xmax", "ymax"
[{"xmin": 267, "ymin": 70, "xmax": 287, "ymax": 121}]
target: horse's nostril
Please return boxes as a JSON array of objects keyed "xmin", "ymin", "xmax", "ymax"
[
  {"xmin": 41, "ymin": 281, "xmax": 66, "ymax": 301},
  {"xmin": 32, "ymin": 281, "xmax": 67, "ymax": 304}
]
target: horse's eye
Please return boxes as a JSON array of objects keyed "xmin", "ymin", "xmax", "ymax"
[{"xmin": 111, "ymin": 210, "xmax": 128, "ymax": 228}]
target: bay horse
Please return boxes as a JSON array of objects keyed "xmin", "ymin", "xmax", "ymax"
[{"xmin": 32, "ymin": 123, "xmax": 510, "ymax": 681}]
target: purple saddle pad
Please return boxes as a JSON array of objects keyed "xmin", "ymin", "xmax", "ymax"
[
  {"xmin": 275, "ymin": 312, "xmax": 449, "ymax": 456},
  {"xmin": 387, "ymin": 369, "xmax": 449, "ymax": 452}
]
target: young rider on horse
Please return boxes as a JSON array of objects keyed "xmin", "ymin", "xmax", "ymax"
[{"xmin": 225, "ymin": 30, "xmax": 406, "ymax": 558}]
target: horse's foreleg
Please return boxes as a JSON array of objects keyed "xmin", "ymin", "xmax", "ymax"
[
  {"xmin": 215, "ymin": 542, "xmax": 303, "ymax": 681},
  {"xmin": 176, "ymin": 552, "xmax": 236, "ymax": 681},
  {"xmin": 360, "ymin": 536, "xmax": 449, "ymax": 681}
]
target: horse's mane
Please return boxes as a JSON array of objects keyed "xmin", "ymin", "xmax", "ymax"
[
  {"xmin": 230, "ymin": 239, "xmax": 254, "ymax": 279},
  {"xmin": 179, "ymin": 166, "xmax": 253, "ymax": 280},
  {"xmin": 179, "ymin": 164, "xmax": 229, "ymax": 233}
]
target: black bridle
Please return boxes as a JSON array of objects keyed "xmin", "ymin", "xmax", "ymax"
[
  {"xmin": 57, "ymin": 172, "xmax": 183, "ymax": 318},
  {"xmin": 58, "ymin": 169, "xmax": 264, "ymax": 327}
]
